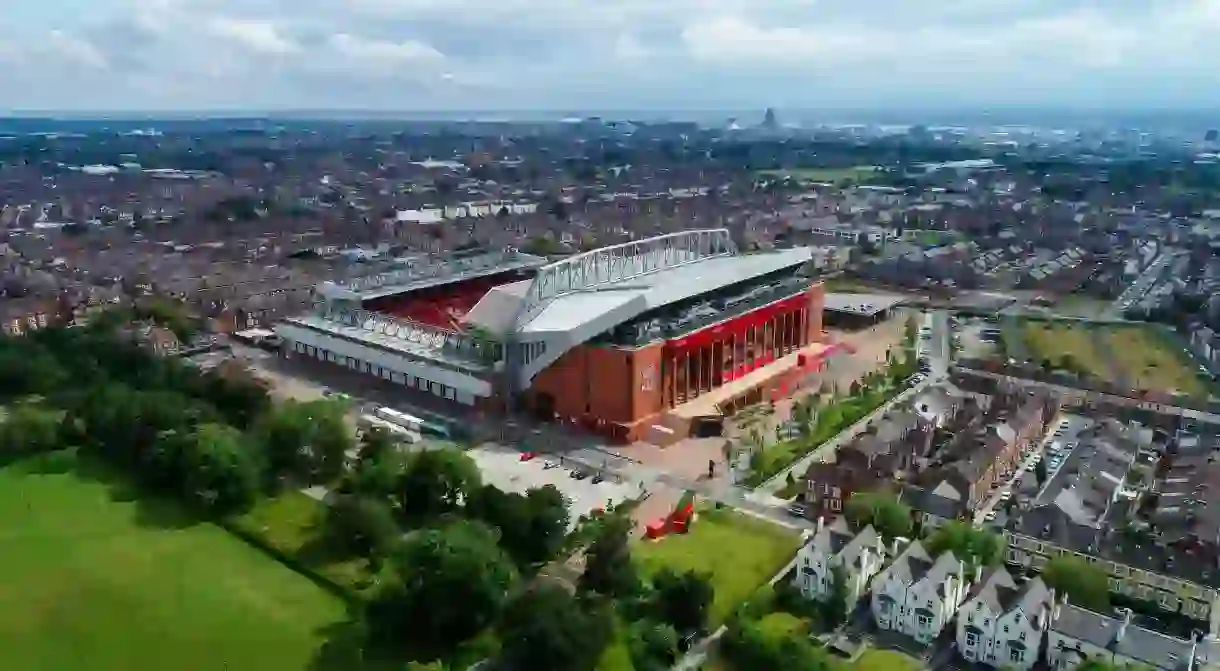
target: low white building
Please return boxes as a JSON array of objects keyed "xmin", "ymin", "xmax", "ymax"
[
  {"xmin": 957, "ymin": 569, "xmax": 1054, "ymax": 670},
  {"xmin": 872, "ymin": 540, "xmax": 970, "ymax": 643},
  {"xmin": 794, "ymin": 519, "xmax": 886, "ymax": 612}
]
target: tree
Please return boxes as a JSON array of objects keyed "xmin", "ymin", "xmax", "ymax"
[
  {"xmin": 0, "ymin": 404, "xmax": 63, "ymax": 457},
  {"xmin": 356, "ymin": 426, "xmax": 396, "ymax": 465},
  {"xmin": 579, "ymin": 513, "xmax": 638, "ymax": 598},
  {"xmin": 843, "ymin": 492, "xmax": 912, "ymax": 540},
  {"xmin": 849, "ymin": 380, "xmax": 862, "ymax": 397},
  {"xmin": 627, "ymin": 619, "xmax": 679, "ymax": 671},
  {"xmin": 256, "ymin": 399, "xmax": 353, "ymax": 485},
  {"xmin": 343, "ymin": 448, "xmax": 408, "ymax": 499},
  {"xmin": 721, "ymin": 616, "xmax": 833, "ymax": 671},
  {"xmin": 368, "ymin": 520, "xmax": 517, "ymax": 650},
  {"xmin": 651, "ymin": 568, "xmax": 714, "ymax": 634},
  {"xmin": 180, "ymin": 423, "xmax": 262, "ymax": 514},
  {"xmin": 925, "ymin": 521, "xmax": 1003, "ymax": 569},
  {"xmin": 396, "ymin": 447, "xmax": 482, "ymax": 522},
  {"xmin": 1042, "ymin": 555, "xmax": 1110, "ymax": 611},
  {"xmin": 322, "ymin": 494, "xmax": 400, "ymax": 563},
  {"xmin": 498, "ymin": 583, "xmax": 614, "ymax": 671}
]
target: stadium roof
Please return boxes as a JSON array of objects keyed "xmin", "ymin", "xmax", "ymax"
[
  {"xmin": 823, "ymin": 292, "xmax": 906, "ymax": 316},
  {"xmin": 317, "ymin": 249, "xmax": 549, "ymax": 302},
  {"xmin": 519, "ymin": 249, "xmax": 813, "ymax": 335}
]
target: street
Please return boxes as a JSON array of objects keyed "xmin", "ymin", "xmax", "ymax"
[
  {"xmin": 1103, "ymin": 250, "xmax": 1173, "ymax": 319},
  {"xmin": 971, "ymin": 414, "xmax": 1094, "ymax": 525}
]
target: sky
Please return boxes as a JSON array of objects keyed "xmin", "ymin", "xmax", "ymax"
[{"xmin": 3, "ymin": 0, "xmax": 1220, "ymax": 113}]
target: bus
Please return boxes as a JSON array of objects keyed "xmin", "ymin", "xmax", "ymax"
[
  {"xmin": 358, "ymin": 414, "xmax": 420, "ymax": 444},
  {"xmin": 374, "ymin": 406, "xmax": 425, "ymax": 432}
]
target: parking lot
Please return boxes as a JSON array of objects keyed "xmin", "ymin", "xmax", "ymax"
[
  {"xmin": 974, "ymin": 414, "xmax": 1095, "ymax": 526},
  {"xmin": 467, "ymin": 445, "xmax": 640, "ymax": 531}
]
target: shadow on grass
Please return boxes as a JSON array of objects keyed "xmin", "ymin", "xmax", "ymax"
[{"xmin": 15, "ymin": 448, "xmax": 200, "ymax": 530}]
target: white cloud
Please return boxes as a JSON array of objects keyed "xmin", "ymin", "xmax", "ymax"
[
  {"xmin": 3, "ymin": 0, "xmax": 1220, "ymax": 110},
  {"xmin": 207, "ymin": 17, "xmax": 298, "ymax": 54}
]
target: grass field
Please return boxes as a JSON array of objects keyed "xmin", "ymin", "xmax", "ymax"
[
  {"xmin": 634, "ymin": 508, "xmax": 800, "ymax": 625},
  {"xmin": 0, "ymin": 452, "xmax": 349, "ymax": 671},
  {"xmin": 1103, "ymin": 327, "xmax": 1208, "ymax": 398},
  {"xmin": 756, "ymin": 166, "xmax": 883, "ymax": 184},
  {"xmin": 1020, "ymin": 321, "xmax": 1115, "ymax": 382}
]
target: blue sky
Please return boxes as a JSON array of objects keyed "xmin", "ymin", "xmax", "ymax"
[{"xmin": 3, "ymin": 0, "xmax": 1220, "ymax": 112}]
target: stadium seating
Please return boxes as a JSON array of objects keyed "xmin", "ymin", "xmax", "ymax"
[{"xmin": 368, "ymin": 275, "xmax": 518, "ymax": 331}]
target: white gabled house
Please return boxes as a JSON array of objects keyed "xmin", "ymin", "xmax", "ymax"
[
  {"xmin": 957, "ymin": 569, "xmax": 1054, "ymax": 670},
  {"xmin": 871, "ymin": 540, "xmax": 970, "ymax": 643},
  {"xmin": 794, "ymin": 518, "xmax": 886, "ymax": 612}
]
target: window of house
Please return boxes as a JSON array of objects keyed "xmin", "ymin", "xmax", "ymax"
[
  {"xmin": 917, "ymin": 614, "xmax": 933, "ymax": 628},
  {"xmin": 1019, "ymin": 631, "xmax": 1026, "ymax": 642},
  {"xmin": 829, "ymin": 499, "xmax": 842, "ymax": 512},
  {"xmin": 1003, "ymin": 625, "xmax": 1009, "ymax": 633},
  {"xmin": 966, "ymin": 632, "xmax": 978, "ymax": 647},
  {"xmin": 1009, "ymin": 649, "xmax": 1023, "ymax": 663}
]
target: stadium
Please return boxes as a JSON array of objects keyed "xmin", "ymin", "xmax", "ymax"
[{"xmin": 275, "ymin": 229, "xmax": 835, "ymax": 443}]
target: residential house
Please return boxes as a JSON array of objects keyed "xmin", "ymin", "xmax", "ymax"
[
  {"xmin": 872, "ymin": 540, "xmax": 970, "ymax": 643},
  {"xmin": 794, "ymin": 519, "xmax": 887, "ymax": 612},
  {"xmin": 957, "ymin": 569, "xmax": 1054, "ymax": 670},
  {"xmin": 923, "ymin": 391, "xmax": 1054, "ymax": 511},
  {"xmin": 1004, "ymin": 502, "xmax": 1220, "ymax": 630},
  {"xmin": 1047, "ymin": 603, "xmax": 1198, "ymax": 671},
  {"xmin": 803, "ymin": 410, "xmax": 924, "ymax": 517},
  {"xmin": 902, "ymin": 482, "xmax": 969, "ymax": 532}
]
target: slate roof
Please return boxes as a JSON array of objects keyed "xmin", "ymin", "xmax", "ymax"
[{"xmin": 1050, "ymin": 604, "xmax": 1196, "ymax": 671}]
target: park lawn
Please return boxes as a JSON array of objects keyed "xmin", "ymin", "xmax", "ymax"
[
  {"xmin": 634, "ymin": 508, "xmax": 800, "ymax": 625},
  {"xmin": 1103, "ymin": 327, "xmax": 1207, "ymax": 398},
  {"xmin": 0, "ymin": 453, "xmax": 349, "ymax": 671},
  {"xmin": 853, "ymin": 649, "xmax": 924, "ymax": 671},
  {"xmin": 1020, "ymin": 322, "xmax": 1113, "ymax": 381}
]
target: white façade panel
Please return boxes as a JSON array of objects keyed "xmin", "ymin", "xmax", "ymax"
[{"xmin": 276, "ymin": 324, "xmax": 493, "ymax": 397}]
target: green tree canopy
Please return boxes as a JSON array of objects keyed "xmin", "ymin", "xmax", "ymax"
[
  {"xmin": 180, "ymin": 422, "xmax": 262, "ymax": 514},
  {"xmin": 925, "ymin": 521, "xmax": 1003, "ymax": 569},
  {"xmin": 322, "ymin": 494, "xmax": 400, "ymax": 562},
  {"xmin": 843, "ymin": 491, "xmax": 912, "ymax": 540},
  {"xmin": 255, "ymin": 398, "xmax": 353, "ymax": 485},
  {"xmin": 466, "ymin": 483, "xmax": 569, "ymax": 568},
  {"xmin": 498, "ymin": 582, "xmax": 614, "ymax": 671},
  {"xmin": 368, "ymin": 520, "xmax": 517, "ymax": 650},
  {"xmin": 0, "ymin": 404, "xmax": 63, "ymax": 458},
  {"xmin": 1042, "ymin": 555, "xmax": 1110, "ymax": 612},
  {"xmin": 396, "ymin": 447, "xmax": 482, "ymax": 522},
  {"xmin": 651, "ymin": 568, "xmax": 714, "ymax": 635},
  {"xmin": 579, "ymin": 513, "xmax": 638, "ymax": 599}
]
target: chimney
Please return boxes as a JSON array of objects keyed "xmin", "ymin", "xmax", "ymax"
[{"xmin": 1116, "ymin": 607, "xmax": 1133, "ymax": 643}]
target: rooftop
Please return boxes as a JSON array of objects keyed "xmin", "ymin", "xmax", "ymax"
[
  {"xmin": 518, "ymin": 247, "xmax": 813, "ymax": 335},
  {"xmin": 823, "ymin": 292, "xmax": 906, "ymax": 316}
]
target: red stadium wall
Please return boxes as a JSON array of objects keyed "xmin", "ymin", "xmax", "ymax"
[{"xmin": 527, "ymin": 281, "xmax": 826, "ymax": 443}]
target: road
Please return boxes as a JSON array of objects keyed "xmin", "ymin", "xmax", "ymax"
[
  {"xmin": 1103, "ymin": 250, "xmax": 1173, "ymax": 320},
  {"xmin": 971, "ymin": 414, "xmax": 1093, "ymax": 525}
]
